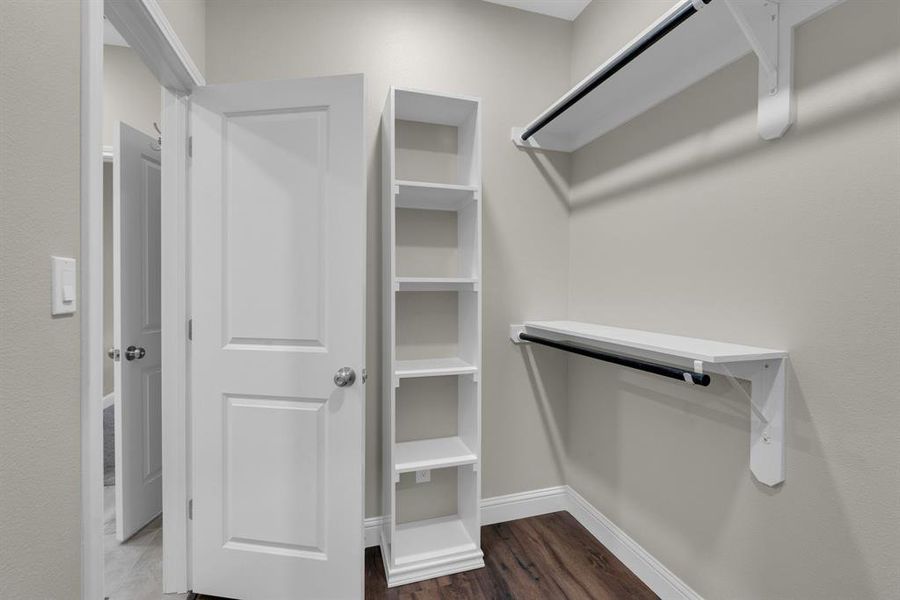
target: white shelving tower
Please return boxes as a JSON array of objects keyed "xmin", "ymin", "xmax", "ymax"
[{"xmin": 381, "ymin": 87, "xmax": 483, "ymax": 586}]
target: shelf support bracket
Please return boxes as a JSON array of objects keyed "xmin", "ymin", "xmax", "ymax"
[
  {"xmin": 719, "ymin": 358, "xmax": 786, "ymax": 487},
  {"xmin": 724, "ymin": 0, "xmax": 795, "ymax": 140}
]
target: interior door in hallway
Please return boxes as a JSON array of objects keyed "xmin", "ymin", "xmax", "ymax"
[{"xmin": 114, "ymin": 122, "xmax": 163, "ymax": 542}]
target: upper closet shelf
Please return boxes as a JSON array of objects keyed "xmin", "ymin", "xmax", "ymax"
[{"xmin": 512, "ymin": 0, "xmax": 843, "ymax": 152}]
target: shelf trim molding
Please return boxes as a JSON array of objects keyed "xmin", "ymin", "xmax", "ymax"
[{"xmin": 511, "ymin": 321, "xmax": 787, "ymax": 487}]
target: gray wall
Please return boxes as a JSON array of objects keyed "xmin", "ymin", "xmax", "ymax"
[
  {"xmin": 0, "ymin": 1, "xmax": 83, "ymax": 596},
  {"xmin": 103, "ymin": 44, "xmax": 161, "ymax": 148},
  {"xmin": 565, "ymin": 0, "xmax": 900, "ymax": 597},
  {"xmin": 158, "ymin": 0, "xmax": 207, "ymax": 76},
  {"xmin": 206, "ymin": 0, "xmax": 573, "ymax": 518}
]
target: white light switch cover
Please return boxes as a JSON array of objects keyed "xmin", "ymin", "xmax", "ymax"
[{"xmin": 51, "ymin": 256, "xmax": 77, "ymax": 315}]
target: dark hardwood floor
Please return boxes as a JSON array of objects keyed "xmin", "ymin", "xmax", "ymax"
[
  {"xmin": 193, "ymin": 511, "xmax": 657, "ymax": 600},
  {"xmin": 366, "ymin": 511, "xmax": 656, "ymax": 600}
]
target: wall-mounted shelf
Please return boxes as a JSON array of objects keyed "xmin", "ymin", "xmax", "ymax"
[
  {"xmin": 511, "ymin": 320, "xmax": 788, "ymax": 487},
  {"xmin": 516, "ymin": 321, "xmax": 785, "ymax": 363},
  {"xmin": 383, "ymin": 87, "xmax": 483, "ymax": 587},
  {"xmin": 512, "ymin": 0, "xmax": 843, "ymax": 152}
]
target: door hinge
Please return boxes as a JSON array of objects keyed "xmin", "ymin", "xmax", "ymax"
[
  {"xmin": 187, "ymin": 318, "xmax": 193, "ymax": 341},
  {"xmin": 188, "ymin": 498, "xmax": 193, "ymax": 520},
  {"xmin": 188, "ymin": 136, "xmax": 193, "ymax": 158}
]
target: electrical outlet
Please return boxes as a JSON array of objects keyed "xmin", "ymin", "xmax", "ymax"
[{"xmin": 415, "ymin": 470, "xmax": 430, "ymax": 483}]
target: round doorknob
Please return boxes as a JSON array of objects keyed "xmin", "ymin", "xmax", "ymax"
[
  {"xmin": 334, "ymin": 367, "xmax": 356, "ymax": 387},
  {"xmin": 125, "ymin": 345, "xmax": 146, "ymax": 361}
]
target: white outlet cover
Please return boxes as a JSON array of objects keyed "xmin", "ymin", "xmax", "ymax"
[{"xmin": 415, "ymin": 470, "xmax": 431, "ymax": 483}]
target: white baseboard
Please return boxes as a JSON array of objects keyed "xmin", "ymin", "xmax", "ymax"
[
  {"xmin": 103, "ymin": 392, "xmax": 115, "ymax": 410},
  {"xmin": 565, "ymin": 487, "xmax": 702, "ymax": 600},
  {"xmin": 364, "ymin": 484, "xmax": 701, "ymax": 600},
  {"xmin": 364, "ymin": 516, "xmax": 384, "ymax": 548},
  {"xmin": 481, "ymin": 485, "xmax": 569, "ymax": 525}
]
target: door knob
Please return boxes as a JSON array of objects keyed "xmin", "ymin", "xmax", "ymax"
[
  {"xmin": 334, "ymin": 367, "xmax": 356, "ymax": 387},
  {"xmin": 107, "ymin": 347, "xmax": 120, "ymax": 361},
  {"xmin": 125, "ymin": 345, "xmax": 146, "ymax": 361}
]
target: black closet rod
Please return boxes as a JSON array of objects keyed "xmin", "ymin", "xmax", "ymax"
[
  {"xmin": 518, "ymin": 333, "xmax": 711, "ymax": 386},
  {"xmin": 520, "ymin": 0, "xmax": 713, "ymax": 142}
]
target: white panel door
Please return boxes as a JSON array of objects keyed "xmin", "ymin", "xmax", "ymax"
[
  {"xmin": 190, "ymin": 75, "xmax": 366, "ymax": 599},
  {"xmin": 114, "ymin": 122, "xmax": 163, "ymax": 541}
]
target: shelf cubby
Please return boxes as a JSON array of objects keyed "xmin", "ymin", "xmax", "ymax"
[
  {"xmin": 382, "ymin": 87, "xmax": 483, "ymax": 586},
  {"xmin": 390, "ymin": 465, "xmax": 481, "ymax": 580},
  {"xmin": 395, "ymin": 200, "xmax": 478, "ymax": 280},
  {"xmin": 394, "ymin": 375, "xmax": 479, "ymax": 476}
]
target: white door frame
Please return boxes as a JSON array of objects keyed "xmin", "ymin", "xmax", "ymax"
[{"xmin": 81, "ymin": 1, "xmax": 203, "ymax": 597}]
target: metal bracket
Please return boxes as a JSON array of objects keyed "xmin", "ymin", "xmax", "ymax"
[{"xmin": 724, "ymin": 0, "xmax": 794, "ymax": 140}]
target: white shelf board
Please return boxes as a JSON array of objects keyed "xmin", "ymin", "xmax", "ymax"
[
  {"xmin": 395, "ymin": 277, "xmax": 478, "ymax": 292},
  {"xmin": 394, "ymin": 87, "xmax": 480, "ymax": 127},
  {"xmin": 394, "ymin": 436, "xmax": 477, "ymax": 474},
  {"xmin": 395, "ymin": 357, "xmax": 477, "ymax": 379},
  {"xmin": 395, "ymin": 180, "xmax": 478, "ymax": 211},
  {"xmin": 393, "ymin": 515, "xmax": 479, "ymax": 565},
  {"xmin": 521, "ymin": 320, "xmax": 786, "ymax": 364},
  {"xmin": 514, "ymin": 0, "xmax": 842, "ymax": 152}
]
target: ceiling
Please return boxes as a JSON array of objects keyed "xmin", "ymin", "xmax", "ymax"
[{"xmin": 481, "ymin": 0, "xmax": 592, "ymax": 21}]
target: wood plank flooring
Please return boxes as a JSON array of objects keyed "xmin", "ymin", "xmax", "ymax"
[{"xmin": 192, "ymin": 511, "xmax": 657, "ymax": 600}]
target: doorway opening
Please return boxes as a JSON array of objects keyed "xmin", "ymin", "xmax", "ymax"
[
  {"xmin": 83, "ymin": 2, "xmax": 199, "ymax": 598},
  {"xmin": 101, "ymin": 15, "xmax": 169, "ymax": 599}
]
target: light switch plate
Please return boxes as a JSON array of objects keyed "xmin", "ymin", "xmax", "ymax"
[{"xmin": 51, "ymin": 256, "xmax": 77, "ymax": 315}]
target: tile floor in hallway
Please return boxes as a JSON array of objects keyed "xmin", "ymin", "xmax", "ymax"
[{"xmin": 104, "ymin": 485, "xmax": 189, "ymax": 600}]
